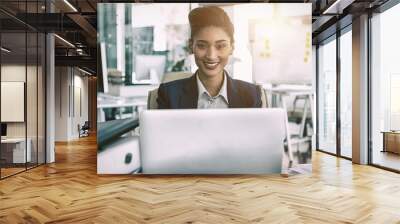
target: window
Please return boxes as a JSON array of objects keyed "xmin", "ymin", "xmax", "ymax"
[
  {"xmin": 370, "ymin": 2, "xmax": 400, "ymax": 171},
  {"xmin": 339, "ymin": 28, "xmax": 352, "ymax": 158},
  {"xmin": 317, "ymin": 36, "xmax": 337, "ymax": 154}
]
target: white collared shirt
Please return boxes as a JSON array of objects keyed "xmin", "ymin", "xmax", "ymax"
[{"xmin": 196, "ymin": 72, "xmax": 229, "ymax": 109}]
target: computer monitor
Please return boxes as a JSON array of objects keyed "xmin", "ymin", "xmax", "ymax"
[
  {"xmin": 133, "ymin": 55, "xmax": 166, "ymax": 84},
  {"xmin": 99, "ymin": 42, "xmax": 109, "ymax": 93},
  {"xmin": 1, "ymin": 123, "xmax": 7, "ymax": 137}
]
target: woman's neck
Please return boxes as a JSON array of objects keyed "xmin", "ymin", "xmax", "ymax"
[{"xmin": 197, "ymin": 71, "xmax": 224, "ymax": 97}]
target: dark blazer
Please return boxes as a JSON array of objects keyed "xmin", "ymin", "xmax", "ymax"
[{"xmin": 157, "ymin": 74, "xmax": 262, "ymax": 109}]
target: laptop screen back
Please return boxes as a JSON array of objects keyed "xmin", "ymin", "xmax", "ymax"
[{"xmin": 139, "ymin": 108, "xmax": 286, "ymax": 174}]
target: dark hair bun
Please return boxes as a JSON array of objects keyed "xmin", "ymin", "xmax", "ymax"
[{"xmin": 189, "ymin": 6, "xmax": 234, "ymax": 42}]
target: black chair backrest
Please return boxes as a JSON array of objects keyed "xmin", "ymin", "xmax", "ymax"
[{"xmin": 82, "ymin": 121, "xmax": 90, "ymax": 129}]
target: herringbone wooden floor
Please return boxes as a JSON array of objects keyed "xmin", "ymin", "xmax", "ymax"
[{"xmin": 1, "ymin": 135, "xmax": 400, "ymax": 224}]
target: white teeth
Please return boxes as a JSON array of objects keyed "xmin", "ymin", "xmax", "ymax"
[{"xmin": 204, "ymin": 62, "xmax": 219, "ymax": 68}]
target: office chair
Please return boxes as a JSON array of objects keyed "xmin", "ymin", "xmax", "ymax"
[
  {"xmin": 79, "ymin": 121, "xmax": 90, "ymax": 138},
  {"xmin": 147, "ymin": 72, "xmax": 192, "ymax": 109},
  {"xmin": 147, "ymin": 72, "xmax": 269, "ymax": 109}
]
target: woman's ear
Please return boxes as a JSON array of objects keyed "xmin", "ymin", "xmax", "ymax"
[{"xmin": 230, "ymin": 42, "xmax": 235, "ymax": 55}]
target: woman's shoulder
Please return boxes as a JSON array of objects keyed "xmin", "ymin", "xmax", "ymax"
[
  {"xmin": 231, "ymin": 78, "xmax": 260, "ymax": 91},
  {"xmin": 159, "ymin": 74, "xmax": 194, "ymax": 88},
  {"xmin": 229, "ymin": 77, "xmax": 262, "ymax": 107}
]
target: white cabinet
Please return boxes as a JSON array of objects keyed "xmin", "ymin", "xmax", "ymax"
[{"xmin": 1, "ymin": 138, "xmax": 32, "ymax": 163}]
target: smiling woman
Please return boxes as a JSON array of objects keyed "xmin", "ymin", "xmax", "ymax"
[{"xmin": 156, "ymin": 6, "xmax": 262, "ymax": 109}]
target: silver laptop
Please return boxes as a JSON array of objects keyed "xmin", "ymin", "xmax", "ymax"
[{"xmin": 139, "ymin": 108, "xmax": 287, "ymax": 174}]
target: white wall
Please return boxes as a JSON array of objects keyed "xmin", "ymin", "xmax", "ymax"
[
  {"xmin": 1, "ymin": 65, "xmax": 26, "ymax": 139},
  {"xmin": 55, "ymin": 67, "xmax": 89, "ymax": 141},
  {"xmin": 231, "ymin": 4, "xmax": 312, "ymax": 84},
  {"xmin": 55, "ymin": 66, "xmax": 69, "ymax": 141},
  {"xmin": 72, "ymin": 74, "xmax": 89, "ymax": 138},
  {"xmin": 1, "ymin": 82, "xmax": 25, "ymax": 122},
  {"xmin": 1, "ymin": 65, "xmax": 40, "ymax": 137},
  {"xmin": 1, "ymin": 63, "xmax": 46, "ymax": 163}
]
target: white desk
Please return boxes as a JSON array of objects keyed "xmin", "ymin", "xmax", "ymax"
[
  {"xmin": 264, "ymin": 85, "xmax": 315, "ymax": 135},
  {"xmin": 97, "ymin": 135, "xmax": 141, "ymax": 174},
  {"xmin": 263, "ymin": 85, "xmax": 315, "ymax": 169},
  {"xmin": 97, "ymin": 93, "xmax": 148, "ymax": 122},
  {"xmin": 1, "ymin": 138, "xmax": 31, "ymax": 163}
]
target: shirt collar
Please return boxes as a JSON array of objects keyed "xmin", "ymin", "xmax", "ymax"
[{"xmin": 196, "ymin": 71, "xmax": 228, "ymax": 103}]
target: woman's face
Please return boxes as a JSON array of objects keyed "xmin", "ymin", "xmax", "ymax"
[{"xmin": 190, "ymin": 26, "xmax": 233, "ymax": 79}]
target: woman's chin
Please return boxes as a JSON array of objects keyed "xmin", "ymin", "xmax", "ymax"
[{"xmin": 199, "ymin": 68, "xmax": 223, "ymax": 78}]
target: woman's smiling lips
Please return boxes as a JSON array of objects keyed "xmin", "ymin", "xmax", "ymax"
[{"xmin": 204, "ymin": 61, "xmax": 219, "ymax": 70}]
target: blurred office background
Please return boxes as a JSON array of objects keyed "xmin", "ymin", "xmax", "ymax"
[
  {"xmin": 97, "ymin": 3, "xmax": 314, "ymax": 173},
  {"xmin": 95, "ymin": 2, "xmax": 400, "ymax": 174}
]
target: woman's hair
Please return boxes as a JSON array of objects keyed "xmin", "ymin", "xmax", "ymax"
[{"xmin": 188, "ymin": 6, "xmax": 234, "ymax": 43}]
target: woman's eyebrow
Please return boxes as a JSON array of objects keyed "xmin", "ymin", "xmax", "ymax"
[
  {"xmin": 196, "ymin": 40, "xmax": 208, "ymax": 43},
  {"xmin": 196, "ymin": 40, "xmax": 229, "ymax": 43}
]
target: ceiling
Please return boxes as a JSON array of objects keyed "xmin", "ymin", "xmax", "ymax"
[
  {"xmin": 0, "ymin": 0, "xmax": 98, "ymax": 74},
  {"xmin": 0, "ymin": 0, "xmax": 393, "ymax": 75}
]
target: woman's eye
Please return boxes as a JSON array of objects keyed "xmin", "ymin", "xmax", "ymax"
[
  {"xmin": 196, "ymin": 43, "xmax": 207, "ymax": 49},
  {"xmin": 216, "ymin": 44, "xmax": 227, "ymax": 50}
]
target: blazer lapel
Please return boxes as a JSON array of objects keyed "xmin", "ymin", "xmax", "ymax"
[
  {"xmin": 179, "ymin": 75, "xmax": 198, "ymax": 109},
  {"xmin": 226, "ymin": 74, "xmax": 243, "ymax": 108}
]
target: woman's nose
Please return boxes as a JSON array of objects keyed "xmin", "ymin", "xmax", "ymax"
[{"xmin": 205, "ymin": 46, "xmax": 217, "ymax": 59}]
